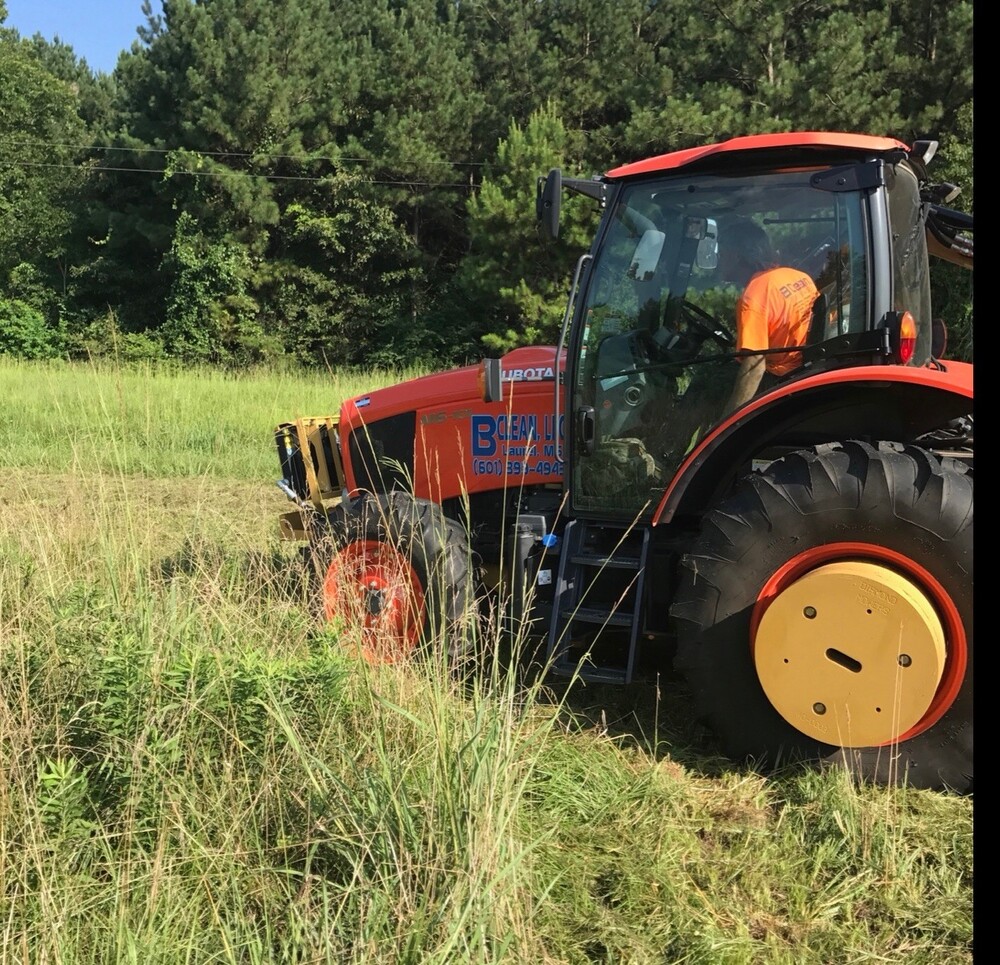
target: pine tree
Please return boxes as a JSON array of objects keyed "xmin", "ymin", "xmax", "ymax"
[
  {"xmin": 0, "ymin": 23, "xmax": 87, "ymax": 326},
  {"xmin": 454, "ymin": 104, "xmax": 599, "ymax": 352}
]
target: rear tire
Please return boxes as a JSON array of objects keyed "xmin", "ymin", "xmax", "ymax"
[
  {"xmin": 671, "ymin": 440, "xmax": 972, "ymax": 793},
  {"xmin": 310, "ymin": 492, "xmax": 476, "ymax": 665}
]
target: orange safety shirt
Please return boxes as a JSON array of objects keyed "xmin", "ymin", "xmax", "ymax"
[{"xmin": 736, "ymin": 267, "xmax": 818, "ymax": 376}]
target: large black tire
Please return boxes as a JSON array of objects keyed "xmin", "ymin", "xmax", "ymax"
[
  {"xmin": 671, "ymin": 441, "xmax": 972, "ymax": 793},
  {"xmin": 309, "ymin": 492, "xmax": 477, "ymax": 665}
]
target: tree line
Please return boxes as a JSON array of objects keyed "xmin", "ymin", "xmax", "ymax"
[{"xmin": 0, "ymin": 0, "xmax": 974, "ymax": 369}]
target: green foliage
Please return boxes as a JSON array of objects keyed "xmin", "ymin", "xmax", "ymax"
[
  {"xmin": 161, "ymin": 212, "xmax": 278, "ymax": 365},
  {"xmin": 271, "ymin": 177, "xmax": 422, "ymax": 368},
  {"xmin": 456, "ymin": 0, "xmax": 546, "ymax": 156},
  {"xmin": 457, "ymin": 105, "xmax": 599, "ymax": 352},
  {"xmin": 5, "ymin": 262, "xmax": 64, "ymax": 323},
  {"xmin": 0, "ymin": 0, "xmax": 976, "ymax": 363},
  {"xmin": 37, "ymin": 757, "xmax": 96, "ymax": 844},
  {"xmin": 64, "ymin": 310, "xmax": 167, "ymax": 363},
  {"xmin": 929, "ymin": 100, "xmax": 973, "ymax": 361},
  {"xmin": 0, "ymin": 297, "xmax": 63, "ymax": 359},
  {"xmin": 0, "ymin": 27, "xmax": 87, "ymax": 300},
  {"xmin": 24, "ymin": 34, "xmax": 117, "ymax": 126}
]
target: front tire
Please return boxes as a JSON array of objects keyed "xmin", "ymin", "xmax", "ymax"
[
  {"xmin": 671, "ymin": 441, "xmax": 972, "ymax": 793},
  {"xmin": 310, "ymin": 492, "xmax": 476, "ymax": 665}
]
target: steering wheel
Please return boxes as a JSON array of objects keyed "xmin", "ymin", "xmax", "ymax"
[{"xmin": 680, "ymin": 299, "xmax": 735, "ymax": 349}]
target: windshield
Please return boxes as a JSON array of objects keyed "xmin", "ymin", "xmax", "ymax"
[{"xmin": 572, "ymin": 167, "xmax": 869, "ymax": 518}]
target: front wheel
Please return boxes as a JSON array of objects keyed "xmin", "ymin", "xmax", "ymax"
[
  {"xmin": 671, "ymin": 441, "xmax": 972, "ymax": 793},
  {"xmin": 310, "ymin": 492, "xmax": 477, "ymax": 665}
]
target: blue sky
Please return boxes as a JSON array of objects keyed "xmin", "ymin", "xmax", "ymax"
[{"xmin": 4, "ymin": 0, "xmax": 164, "ymax": 74}]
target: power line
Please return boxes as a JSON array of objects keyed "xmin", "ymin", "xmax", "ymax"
[
  {"xmin": 6, "ymin": 138, "xmax": 490, "ymax": 169},
  {"xmin": 0, "ymin": 159, "xmax": 477, "ymax": 189}
]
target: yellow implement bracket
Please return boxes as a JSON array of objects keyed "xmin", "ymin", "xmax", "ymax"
[{"xmin": 276, "ymin": 414, "xmax": 346, "ymax": 508}]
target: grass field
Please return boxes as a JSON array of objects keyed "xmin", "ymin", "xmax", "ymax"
[{"xmin": 0, "ymin": 358, "xmax": 973, "ymax": 964}]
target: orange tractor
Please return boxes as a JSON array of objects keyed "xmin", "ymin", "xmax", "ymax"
[{"xmin": 276, "ymin": 132, "xmax": 973, "ymax": 793}]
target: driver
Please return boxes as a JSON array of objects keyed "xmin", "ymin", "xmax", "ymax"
[{"xmin": 718, "ymin": 220, "xmax": 818, "ymax": 413}]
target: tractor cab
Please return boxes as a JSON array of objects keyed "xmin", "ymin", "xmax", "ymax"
[{"xmin": 539, "ymin": 133, "xmax": 968, "ymax": 521}]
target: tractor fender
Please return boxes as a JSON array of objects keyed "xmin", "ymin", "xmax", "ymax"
[{"xmin": 653, "ymin": 362, "xmax": 973, "ymax": 525}]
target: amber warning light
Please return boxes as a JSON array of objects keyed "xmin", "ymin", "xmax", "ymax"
[{"xmin": 896, "ymin": 311, "xmax": 917, "ymax": 364}]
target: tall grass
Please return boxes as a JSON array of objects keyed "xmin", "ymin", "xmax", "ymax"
[
  {"xmin": 0, "ymin": 358, "xmax": 423, "ymax": 478},
  {"xmin": 0, "ymin": 358, "xmax": 973, "ymax": 963}
]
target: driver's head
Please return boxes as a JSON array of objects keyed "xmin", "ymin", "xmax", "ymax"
[{"xmin": 719, "ymin": 220, "xmax": 775, "ymax": 285}]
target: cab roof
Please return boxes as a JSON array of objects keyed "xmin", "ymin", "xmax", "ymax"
[{"xmin": 606, "ymin": 132, "xmax": 909, "ymax": 179}]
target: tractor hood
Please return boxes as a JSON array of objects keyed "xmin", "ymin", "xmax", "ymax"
[
  {"xmin": 339, "ymin": 346, "xmax": 566, "ymax": 502},
  {"xmin": 340, "ymin": 345, "xmax": 562, "ymax": 427}
]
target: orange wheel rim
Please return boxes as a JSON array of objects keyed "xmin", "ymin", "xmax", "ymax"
[
  {"xmin": 751, "ymin": 541, "xmax": 967, "ymax": 744},
  {"xmin": 323, "ymin": 540, "xmax": 425, "ymax": 663}
]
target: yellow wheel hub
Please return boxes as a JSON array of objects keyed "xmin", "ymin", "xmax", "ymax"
[{"xmin": 754, "ymin": 561, "xmax": 946, "ymax": 747}]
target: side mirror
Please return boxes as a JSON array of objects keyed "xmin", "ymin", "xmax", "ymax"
[
  {"xmin": 696, "ymin": 218, "xmax": 718, "ymax": 270},
  {"xmin": 536, "ymin": 169, "xmax": 562, "ymax": 239}
]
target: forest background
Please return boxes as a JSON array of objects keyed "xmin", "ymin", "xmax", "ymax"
[{"xmin": 0, "ymin": 0, "xmax": 974, "ymax": 371}]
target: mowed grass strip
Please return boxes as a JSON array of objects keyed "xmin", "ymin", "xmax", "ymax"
[{"xmin": 0, "ymin": 358, "xmax": 973, "ymax": 963}]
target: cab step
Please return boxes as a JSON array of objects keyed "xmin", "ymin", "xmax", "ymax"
[{"xmin": 546, "ymin": 519, "xmax": 651, "ymax": 684}]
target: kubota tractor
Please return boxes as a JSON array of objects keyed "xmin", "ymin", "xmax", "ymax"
[{"xmin": 275, "ymin": 132, "xmax": 973, "ymax": 793}]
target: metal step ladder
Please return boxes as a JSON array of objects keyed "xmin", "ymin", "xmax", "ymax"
[{"xmin": 545, "ymin": 519, "xmax": 651, "ymax": 684}]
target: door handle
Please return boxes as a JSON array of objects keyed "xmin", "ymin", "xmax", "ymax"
[{"xmin": 577, "ymin": 406, "xmax": 595, "ymax": 456}]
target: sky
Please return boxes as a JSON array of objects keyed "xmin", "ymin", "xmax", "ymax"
[{"xmin": 4, "ymin": 0, "xmax": 164, "ymax": 74}]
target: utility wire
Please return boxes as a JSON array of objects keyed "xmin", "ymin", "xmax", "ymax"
[
  {"xmin": 0, "ymin": 159, "xmax": 476, "ymax": 189},
  {"xmin": 6, "ymin": 138, "xmax": 490, "ymax": 169}
]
